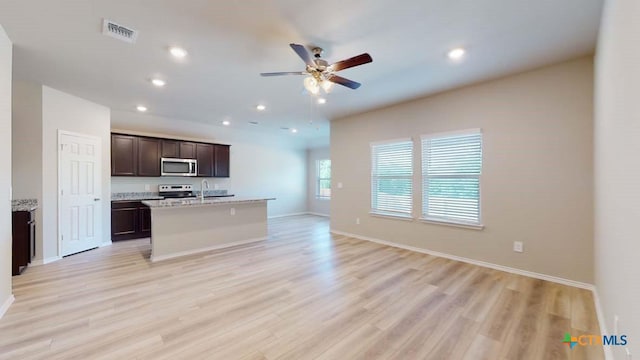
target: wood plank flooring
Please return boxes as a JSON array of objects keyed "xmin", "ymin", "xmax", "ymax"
[{"xmin": 0, "ymin": 215, "xmax": 604, "ymax": 359}]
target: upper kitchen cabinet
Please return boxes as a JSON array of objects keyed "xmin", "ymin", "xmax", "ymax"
[
  {"xmin": 111, "ymin": 134, "xmax": 138, "ymax": 176},
  {"xmin": 111, "ymin": 133, "xmax": 229, "ymax": 177},
  {"xmin": 196, "ymin": 143, "xmax": 214, "ymax": 177},
  {"xmin": 161, "ymin": 140, "xmax": 179, "ymax": 158},
  {"xmin": 214, "ymin": 145, "xmax": 230, "ymax": 178},
  {"xmin": 137, "ymin": 137, "xmax": 161, "ymax": 177},
  {"xmin": 180, "ymin": 142, "xmax": 197, "ymax": 159}
]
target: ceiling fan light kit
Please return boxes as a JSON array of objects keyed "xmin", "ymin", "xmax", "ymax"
[{"xmin": 261, "ymin": 43, "xmax": 373, "ymax": 94}]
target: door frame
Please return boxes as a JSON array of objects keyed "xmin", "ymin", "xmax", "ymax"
[{"xmin": 57, "ymin": 130, "xmax": 103, "ymax": 257}]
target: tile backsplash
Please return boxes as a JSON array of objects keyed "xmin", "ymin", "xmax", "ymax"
[{"xmin": 111, "ymin": 176, "xmax": 231, "ymax": 193}]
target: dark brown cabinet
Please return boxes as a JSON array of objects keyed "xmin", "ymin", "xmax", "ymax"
[
  {"xmin": 196, "ymin": 143, "xmax": 214, "ymax": 177},
  {"xmin": 111, "ymin": 201, "xmax": 151, "ymax": 241},
  {"xmin": 12, "ymin": 210, "xmax": 35, "ymax": 275},
  {"xmin": 161, "ymin": 140, "xmax": 179, "ymax": 158},
  {"xmin": 111, "ymin": 133, "xmax": 230, "ymax": 178},
  {"xmin": 137, "ymin": 137, "xmax": 161, "ymax": 177},
  {"xmin": 180, "ymin": 142, "xmax": 197, "ymax": 159},
  {"xmin": 214, "ymin": 145, "xmax": 230, "ymax": 177},
  {"xmin": 111, "ymin": 134, "xmax": 138, "ymax": 176}
]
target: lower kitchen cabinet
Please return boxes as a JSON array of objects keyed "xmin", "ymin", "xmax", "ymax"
[
  {"xmin": 12, "ymin": 210, "xmax": 35, "ymax": 275},
  {"xmin": 111, "ymin": 201, "xmax": 151, "ymax": 241}
]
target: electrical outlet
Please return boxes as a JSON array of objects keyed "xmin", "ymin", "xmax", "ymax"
[
  {"xmin": 356, "ymin": 218, "xmax": 360, "ymax": 225},
  {"xmin": 214, "ymin": 183, "xmax": 219, "ymax": 190},
  {"xmin": 513, "ymin": 241, "xmax": 524, "ymax": 253},
  {"xmin": 230, "ymin": 208, "xmax": 235, "ymax": 216},
  {"xmin": 337, "ymin": 182, "xmax": 343, "ymax": 189},
  {"xmin": 144, "ymin": 184, "xmax": 150, "ymax": 191}
]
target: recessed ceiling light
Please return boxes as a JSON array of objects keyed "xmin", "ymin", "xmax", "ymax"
[
  {"xmin": 317, "ymin": 98, "xmax": 327, "ymax": 105},
  {"xmin": 151, "ymin": 78, "xmax": 166, "ymax": 87},
  {"xmin": 291, "ymin": 128, "xmax": 298, "ymax": 134},
  {"xmin": 222, "ymin": 120, "xmax": 230, "ymax": 126},
  {"xmin": 448, "ymin": 47, "xmax": 466, "ymax": 61},
  {"xmin": 136, "ymin": 105, "xmax": 147, "ymax": 112},
  {"xmin": 169, "ymin": 47, "xmax": 188, "ymax": 58},
  {"xmin": 256, "ymin": 104, "xmax": 266, "ymax": 111}
]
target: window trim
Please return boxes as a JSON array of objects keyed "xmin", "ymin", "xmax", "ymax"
[
  {"xmin": 370, "ymin": 138, "xmax": 414, "ymax": 218},
  {"xmin": 315, "ymin": 159, "xmax": 331, "ymax": 200},
  {"xmin": 420, "ymin": 129, "xmax": 483, "ymax": 228}
]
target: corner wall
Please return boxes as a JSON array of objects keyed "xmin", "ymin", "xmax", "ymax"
[
  {"xmin": 331, "ymin": 57, "xmax": 594, "ymax": 283},
  {"xmin": 0, "ymin": 24, "xmax": 13, "ymax": 317},
  {"xmin": 594, "ymin": 0, "xmax": 640, "ymax": 358}
]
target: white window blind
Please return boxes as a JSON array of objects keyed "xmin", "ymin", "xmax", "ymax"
[
  {"xmin": 371, "ymin": 140, "xmax": 413, "ymax": 217},
  {"xmin": 421, "ymin": 130, "xmax": 482, "ymax": 225}
]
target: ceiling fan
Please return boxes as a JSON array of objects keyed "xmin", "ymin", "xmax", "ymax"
[{"xmin": 260, "ymin": 43, "xmax": 372, "ymax": 93}]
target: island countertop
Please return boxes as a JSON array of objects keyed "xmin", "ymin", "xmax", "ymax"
[{"xmin": 142, "ymin": 196, "xmax": 275, "ymax": 209}]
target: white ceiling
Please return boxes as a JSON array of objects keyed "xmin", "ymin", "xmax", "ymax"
[{"xmin": 0, "ymin": 0, "xmax": 603, "ymax": 147}]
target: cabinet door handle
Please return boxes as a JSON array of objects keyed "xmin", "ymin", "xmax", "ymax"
[{"xmin": 94, "ymin": 198, "xmax": 101, "ymax": 201}]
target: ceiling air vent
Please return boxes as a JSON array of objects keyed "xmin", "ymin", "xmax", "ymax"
[{"xmin": 102, "ymin": 19, "xmax": 138, "ymax": 44}]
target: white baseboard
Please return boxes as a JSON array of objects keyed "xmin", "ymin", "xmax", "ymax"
[
  {"xmin": 99, "ymin": 241, "xmax": 112, "ymax": 247},
  {"xmin": 330, "ymin": 229, "xmax": 594, "ymax": 290},
  {"xmin": 150, "ymin": 236, "xmax": 267, "ymax": 262},
  {"xmin": 0, "ymin": 294, "xmax": 14, "ymax": 319},
  {"xmin": 307, "ymin": 212, "xmax": 330, "ymax": 217},
  {"xmin": 592, "ymin": 288, "xmax": 614, "ymax": 360},
  {"xmin": 30, "ymin": 256, "xmax": 62, "ymax": 266},
  {"xmin": 268, "ymin": 212, "xmax": 310, "ymax": 219}
]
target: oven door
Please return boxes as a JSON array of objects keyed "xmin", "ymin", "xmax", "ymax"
[{"xmin": 161, "ymin": 158, "xmax": 198, "ymax": 176}]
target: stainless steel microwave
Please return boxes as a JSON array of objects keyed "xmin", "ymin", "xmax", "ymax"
[{"xmin": 161, "ymin": 158, "xmax": 197, "ymax": 177}]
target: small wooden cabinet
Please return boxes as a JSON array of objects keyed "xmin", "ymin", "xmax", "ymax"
[
  {"xmin": 111, "ymin": 133, "xmax": 230, "ymax": 178},
  {"xmin": 196, "ymin": 143, "xmax": 214, "ymax": 177},
  {"xmin": 180, "ymin": 142, "xmax": 197, "ymax": 159},
  {"xmin": 137, "ymin": 137, "xmax": 161, "ymax": 177},
  {"xmin": 111, "ymin": 134, "xmax": 138, "ymax": 176},
  {"xmin": 111, "ymin": 201, "xmax": 151, "ymax": 241},
  {"xmin": 12, "ymin": 210, "xmax": 35, "ymax": 275},
  {"xmin": 161, "ymin": 140, "xmax": 179, "ymax": 158},
  {"xmin": 214, "ymin": 145, "xmax": 230, "ymax": 177}
]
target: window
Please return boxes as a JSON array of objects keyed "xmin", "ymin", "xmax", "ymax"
[
  {"xmin": 316, "ymin": 159, "xmax": 331, "ymax": 199},
  {"xmin": 371, "ymin": 139, "xmax": 413, "ymax": 217},
  {"xmin": 421, "ymin": 129, "xmax": 482, "ymax": 226}
]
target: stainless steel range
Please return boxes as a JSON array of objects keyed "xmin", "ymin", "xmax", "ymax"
[{"xmin": 158, "ymin": 184, "xmax": 196, "ymax": 199}]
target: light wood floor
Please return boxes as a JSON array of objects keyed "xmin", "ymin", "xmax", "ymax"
[{"xmin": 1, "ymin": 215, "xmax": 603, "ymax": 359}]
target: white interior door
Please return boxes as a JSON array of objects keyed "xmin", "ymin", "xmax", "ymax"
[{"xmin": 59, "ymin": 131, "xmax": 102, "ymax": 256}]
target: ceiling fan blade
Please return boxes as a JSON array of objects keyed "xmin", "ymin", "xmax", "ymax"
[
  {"xmin": 260, "ymin": 71, "xmax": 307, "ymax": 77},
  {"xmin": 328, "ymin": 75, "xmax": 361, "ymax": 89},
  {"xmin": 330, "ymin": 53, "xmax": 373, "ymax": 72},
  {"xmin": 290, "ymin": 43, "xmax": 315, "ymax": 67}
]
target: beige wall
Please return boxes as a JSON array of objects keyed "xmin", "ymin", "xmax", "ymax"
[
  {"xmin": 111, "ymin": 111, "xmax": 307, "ymax": 217},
  {"xmin": 307, "ymin": 147, "xmax": 330, "ymax": 216},
  {"xmin": 0, "ymin": 25, "xmax": 12, "ymax": 316},
  {"xmin": 595, "ymin": 0, "xmax": 639, "ymax": 357},
  {"xmin": 12, "ymin": 81, "xmax": 44, "ymax": 261},
  {"xmin": 331, "ymin": 57, "xmax": 594, "ymax": 283}
]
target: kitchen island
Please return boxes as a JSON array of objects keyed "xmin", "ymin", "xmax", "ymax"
[{"xmin": 142, "ymin": 197, "xmax": 274, "ymax": 262}]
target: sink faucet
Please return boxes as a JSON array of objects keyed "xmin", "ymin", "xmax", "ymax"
[{"xmin": 200, "ymin": 179, "xmax": 209, "ymax": 200}]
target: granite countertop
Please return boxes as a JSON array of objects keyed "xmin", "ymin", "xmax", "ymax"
[
  {"xmin": 142, "ymin": 197, "xmax": 275, "ymax": 209},
  {"xmin": 112, "ymin": 192, "xmax": 165, "ymax": 201},
  {"xmin": 12, "ymin": 199, "xmax": 38, "ymax": 212},
  {"xmin": 112, "ymin": 190, "xmax": 231, "ymax": 202}
]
